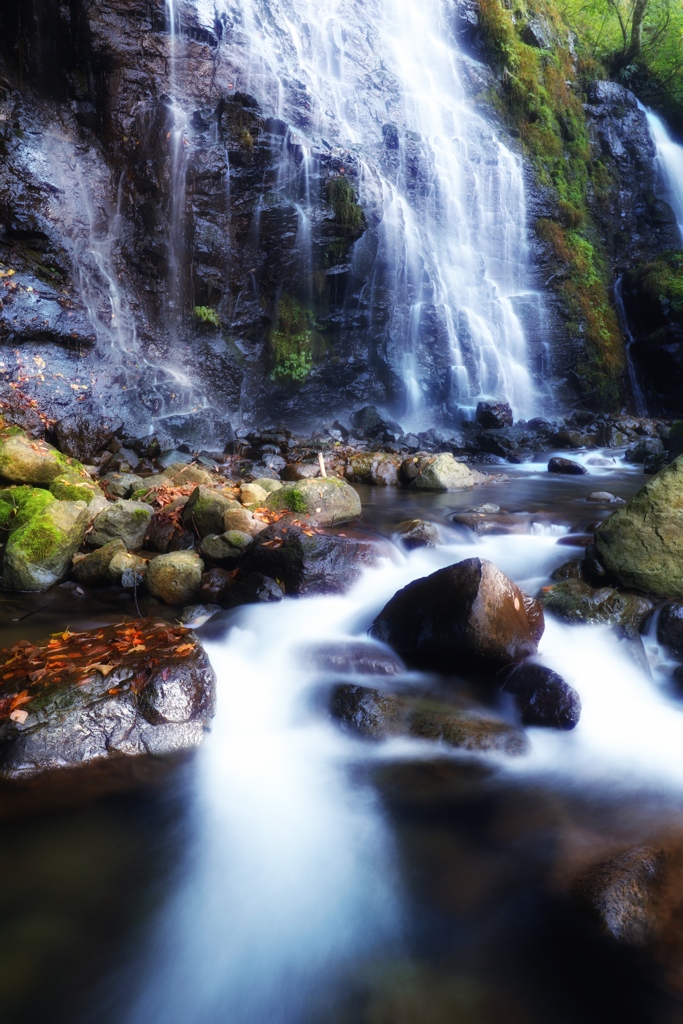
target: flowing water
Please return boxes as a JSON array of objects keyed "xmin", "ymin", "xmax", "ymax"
[
  {"xmin": 647, "ymin": 108, "xmax": 683, "ymax": 240},
  {"xmin": 6, "ymin": 458, "xmax": 683, "ymax": 1023},
  {"xmin": 190, "ymin": 0, "xmax": 546, "ymax": 420}
]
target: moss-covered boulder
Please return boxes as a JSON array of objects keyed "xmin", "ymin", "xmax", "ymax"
[
  {"xmin": 88, "ymin": 499, "xmax": 154, "ymax": 551},
  {"xmin": 0, "ymin": 619, "xmax": 215, "ymax": 785},
  {"xmin": 594, "ymin": 456, "xmax": 683, "ymax": 597},
  {"xmin": 0, "ymin": 485, "xmax": 54, "ymax": 534},
  {"xmin": 537, "ymin": 579, "xmax": 651, "ymax": 627},
  {"xmin": 265, "ymin": 477, "xmax": 361, "ymax": 526},
  {"xmin": 49, "ymin": 473, "xmax": 102, "ymax": 505},
  {"xmin": 3, "ymin": 499, "xmax": 90, "ymax": 591},
  {"xmin": 146, "ymin": 551, "xmax": 204, "ymax": 606},
  {"xmin": 0, "ymin": 433, "xmax": 84, "ymax": 485},
  {"xmin": 409, "ymin": 453, "xmax": 475, "ymax": 491},
  {"xmin": 330, "ymin": 683, "xmax": 527, "ymax": 755},
  {"xmin": 182, "ymin": 485, "xmax": 240, "ymax": 537},
  {"xmin": 349, "ymin": 452, "xmax": 401, "ymax": 486}
]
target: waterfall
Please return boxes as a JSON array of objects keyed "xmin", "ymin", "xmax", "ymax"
[
  {"xmin": 645, "ymin": 108, "xmax": 683, "ymax": 240},
  {"xmin": 205, "ymin": 0, "xmax": 543, "ymax": 421}
]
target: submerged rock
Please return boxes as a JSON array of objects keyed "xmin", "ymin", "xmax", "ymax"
[
  {"xmin": 395, "ymin": 519, "xmax": 441, "ymax": 549},
  {"xmin": 330, "ymin": 683, "xmax": 527, "ymax": 755},
  {"xmin": 370, "ymin": 557, "xmax": 544, "ymax": 671},
  {"xmin": 595, "ymin": 456, "xmax": 683, "ymax": 597},
  {"xmin": 656, "ymin": 602, "xmax": 683, "ymax": 657},
  {"xmin": 537, "ymin": 578, "xmax": 650, "ymax": 627},
  {"xmin": 0, "ymin": 619, "xmax": 215, "ymax": 783},
  {"xmin": 146, "ymin": 551, "xmax": 204, "ymax": 606},
  {"xmin": 503, "ymin": 662, "xmax": 581, "ymax": 729},
  {"xmin": 265, "ymin": 477, "xmax": 362, "ymax": 526}
]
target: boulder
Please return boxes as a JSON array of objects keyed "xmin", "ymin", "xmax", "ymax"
[
  {"xmin": 537, "ymin": 579, "xmax": 650, "ymax": 627},
  {"xmin": 182, "ymin": 485, "xmax": 240, "ymax": 537},
  {"xmin": 348, "ymin": 453, "xmax": 401, "ymax": 486},
  {"xmin": 595, "ymin": 457, "xmax": 683, "ymax": 597},
  {"xmin": 548, "ymin": 457, "xmax": 587, "ymax": 475},
  {"xmin": 656, "ymin": 602, "xmax": 683, "ymax": 656},
  {"xmin": 265, "ymin": 478, "xmax": 361, "ymax": 526},
  {"xmin": 395, "ymin": 519, "xmax": 440, "ymax": 549},
  {"xmin": 350, "ymin": 405, "xmax": 403, "ymax": 439},
  {"xmin": 330, "ymin": 684, "xmax": 527, "ymax": 755},
  {"xmin": 410, "ymin": 453, "xmax": 475, "ymax": 491},
  {"xmin": 239, "ymin": 482, "xmax": 269, "ymax": 506},
  {"xmin": 221, "ymin": 571, "xmax": 284, "ymax": 609},
  {"xmin": 572, "ymin": 847, "xmax": 667, "ymax": 946},
  {"xmin": 3, "ymin": 499, "xmax": 90, "ymax": 592},
  {"xmin": 475, "ymin": 401, "xmax": 513, "ymax": 429},
  {"xmin": 109, "ymin": 551, "xmax": 148, "ymax": 588},
  {"xmin": 249, "ymin": 522, "xmax": 382, "ymax": 596},
  {"xmin": 146, "ymin": 505, "xmax": 195, "ymax": 553},
  {"xmin": 197, "ymin": 567, "xmax": 235, "ymax": 603},
  {"xmin": 49, "ymin": 473, "xmax": 102, "ymax": 505},
  {"xmin": 53, "ymin": 413, "xmax": 119, "ymax": 462},
  {"xmin": 370, "ymin": 557, "xmax": 544, "ymax": 671},
  {"xmin": 251, "ymin": 478, "xmax": 283, "ymax": 494},
  {"xmin": 0, "ymin": 433, "xmax": 81, "ymax": 485},
  {"xmin": 222, "ymin": 506, "xmax": 268, "ymax": 537},
  {"xmin": 200, "ymin": 530, "xmax": 253, "ymax": 567},
  {"xmin": 72, "ymin": 539, "xmax": 127, "ymax": 587},
  {"xmin": 503, "ymin": 662, "xmax": 581, "ymax": 729},
  {"xmin": 587, "ymin": 491, "xmax": 625, "ymax": 504},
  {"xmin": 170, "ymin": 464, "xmax": 215, "ymax": 488},
  {"xmin": 146, "ymin": 551, "xmax": 204, "ymax": 606},
  {"xmin": 0, "ymin": 619, "xmax": 215, "ymax": 783},
  {"xmin": 88, "ymin": 499, "xmax": 154, "ymax": 551},
  {"xmin": 101, "ymin": 472, "xmax": 145, "ymax": 499}
]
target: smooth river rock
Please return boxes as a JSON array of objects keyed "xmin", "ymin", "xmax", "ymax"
[{"xmin": 370, "ymin": 557, "xmax": 545, "ymax": 671}]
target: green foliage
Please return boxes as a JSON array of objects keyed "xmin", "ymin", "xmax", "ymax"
[
  {"xmin": 269, "ymin": 295, "xmax": 316, "ymax": 383},
  {"xmin": 626, "ymin": 250, "xmax": 683, "ymax": 311},
  {"xmin": 325, "ymin": 177, "xmax": 365, "ymax": 234},
  {"xmin": 478, "ymin": 0, "xmax": 626, "ymax": 407},
  {"xmin": 194, "ymin": 305, "xmax": 221, "ymax": 327},
  {"xmin": 558, "ymin": 0, "xmax": 683, "ymax": 128}
]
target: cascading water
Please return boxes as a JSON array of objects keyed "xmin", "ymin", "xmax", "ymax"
[
  {"xmin": 205, "ymin": 0, "xmax": 547, "ymax": 421},
  {"xmin": 647, "ymin": 108, "xmax": 683, "ymax": 239}
]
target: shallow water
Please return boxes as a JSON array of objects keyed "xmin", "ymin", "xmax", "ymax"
[{"xmin": 4, "ymin": 457, "xmax": 683, "ymax": 1024}]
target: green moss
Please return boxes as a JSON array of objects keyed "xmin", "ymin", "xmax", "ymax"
[
  {"xmin": 132, "ymin": 506, "xmax": 152, "ymax": 521},
  {"xmin": 269, "ymin": 295, "xmax": 315, "ymax": 383},
  {"xmin": 477, "ymin": 0, "xmax": 625, "ymax": 408},
  {"xmin": 626, "ymin": 251, "xmax": 683, "ymax": 313},
  {"xmin": 270, "ymin": 487, "xmax": 308, "ymax": 514},
  {"xmin": 0, "ymin": 500, "xmax": 14, "ymax": 530},
  {"xmin": 325, "ymin": 177, "xmax": 365, "ymax": 235},
  {"xmin": 49, "ymin": 477, "xmax": 95, "ymax": 504},
  {"xmin": 11, "ymin": 517, "xmax": 62, "ymax": 562},
  {"xmin": 2, "ymin": 486, "xmax": 56, "ymax": 531},
  {"xmin": 194, "ymin": 305, "xmax": 221, "ymax": 327}
]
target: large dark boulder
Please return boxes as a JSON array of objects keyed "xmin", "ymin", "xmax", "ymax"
[
  {"xmin": 503, "ymin": 662, "xmax": 581, "ymax": 729},
  {"xmin": 0, "ymin": 619, "xmax": 216, "ymax": 785},
  {"xmin": 475, "ymin": 401, "xmax": 513, "ymax": 429},
  {"xmin": 248, "ymin": 522, "xmax": 385, "ymax": 596},
  {"xmin": 369, "ymin": 557, "xmax": 544, "ymax": 671},
  {"xmin": 656, "ymin": 602, "xmax": 683, "ymax": 656}
]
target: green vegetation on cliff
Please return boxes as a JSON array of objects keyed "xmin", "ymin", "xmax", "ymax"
[
  {"xmin": 269, "ymin": 295, "xmax": 316, "ymax": 383},
  {"xmin": 478, "ymin": 0, "xmax": 625, "ymax": 406}
]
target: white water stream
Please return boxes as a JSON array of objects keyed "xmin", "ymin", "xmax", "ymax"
[
  {"xmin": 647, "ymin": 108, "xmax": 683, "ymax": 240},
  {"xmin": 122, "ymin": 457, "xmax": 683, "ymax": 1023}
]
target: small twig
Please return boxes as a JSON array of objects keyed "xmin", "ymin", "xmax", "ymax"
[{"xmin": 317, "ymin": 452, "xmax": 327, "ymax": 478}]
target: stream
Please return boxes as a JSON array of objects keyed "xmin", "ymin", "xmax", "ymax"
[{"xmin": 4, "ymin": 457, "xmax": 683, "ymax": 1024}]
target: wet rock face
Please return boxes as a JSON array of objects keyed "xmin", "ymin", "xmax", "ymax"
[
  {"xmin": 537, "ymin": 579, "xmax": 651, "ymax": 628},
  {"xmin": 503, "ymin": 662, "xmax": 581, "ymax": 730},
  {"xmin": 0, "ymin": 619, "xmax": 216, "ymax": 782},
  {"xmin": 370, "ymin": 557, "xmax": 545, "ymax": 672}
]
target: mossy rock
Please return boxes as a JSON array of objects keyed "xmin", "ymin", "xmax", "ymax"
[
  {"xmin": 0, "ymin": 486, "xmax": 55, "ymax": 533},
  {"xmin": 146, "ymin": 552, "xmax": 204, "ymax": 606},
  {"xmin": 0, "ymin": 434, "xmax": 85, "ymax": 485},
  {"xmin": 536, "ymin": 578, "xmax": 650, "ymax": 627},
  {"xmin": 88, "ymin": 499, "xmax": 154, "ymax": 550},
  {"xmin": 265, "ymin": 477, "xmax": 361, "ymax": 526},
  {"xmin": 410, "ymin": 453, "xmax": 475, "ymax": 492},
  {"xmin": 3, "ymin": 500, "xmax": 90, "ymax": 591},
  {"xmin": 49, "ymin": 473, "xmax": 101, "ymax": 505},
  {"xmin": 200, "ymin": 530, "xmax": 253, "ymax": 567}
]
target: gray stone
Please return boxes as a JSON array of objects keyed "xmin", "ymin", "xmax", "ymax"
[{"xmin": 88, "ymin": 499, "xmax": 153, "ymax": 550}]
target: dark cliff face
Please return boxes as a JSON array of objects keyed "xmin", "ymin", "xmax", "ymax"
[{"xmin": 0, "ymin": 0, "xmax": 680, "ymax": 437}]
